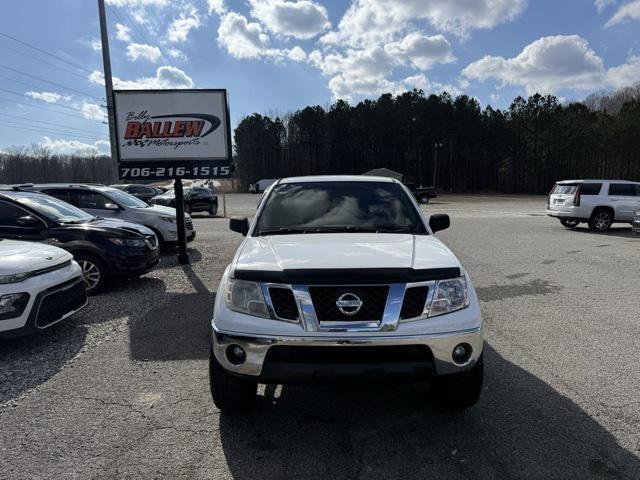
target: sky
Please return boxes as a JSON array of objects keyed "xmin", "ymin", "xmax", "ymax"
[{"xmin": 0, "ymin": 0, "xmax": 639, "ymax": 155}]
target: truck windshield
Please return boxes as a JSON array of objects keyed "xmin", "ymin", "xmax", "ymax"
[{"xmin": 256, "ymin": 182, "xmax": 426, "ymax": 235}]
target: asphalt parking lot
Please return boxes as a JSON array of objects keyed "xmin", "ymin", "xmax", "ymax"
[{"xmin": 1, "ymin": 193, "xmax": 639, "ymax": 479}]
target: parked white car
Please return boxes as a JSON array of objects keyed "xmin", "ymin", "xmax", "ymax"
[
  {"xmin": 0, "ymin": 240, "xmax": 87, "ymax": 338},
  {"xmin": 210, "ymin": 176, "xmax": 483, "ymax": 412},
  {"xmin": 546, "ymin": 180, "xmax": 640, "ymax": 231},
  {"xmin": 25, "ymin": 184, "xmax": 195, "ymax": 245}
]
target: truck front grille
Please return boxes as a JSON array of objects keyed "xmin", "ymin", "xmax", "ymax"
[
  {"xmin": 308, "ymin": 286, "xmax": 388, "ymax": 322},
  {"xmin": 268, "ymin": 287, "xmax": 298, "ymax": 320},
  {"xmin": 400, "ymin": 286, "xmax": 429, "ymax": 319}
]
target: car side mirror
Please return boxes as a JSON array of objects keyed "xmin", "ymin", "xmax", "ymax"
[
  {"xmin": 229, "ymin": 217, "xmax": 249, "ymax": 236},
  {"xmin": 429, "ymin": 214, "xmax": 450, "ymax": 233},
  {"xmin": 16, "ymin": 215, "xmax": 44, "ymax": 229},
  {"xmin": 104, "ymin": 202, "xmax": 120, "ymax": 210}
]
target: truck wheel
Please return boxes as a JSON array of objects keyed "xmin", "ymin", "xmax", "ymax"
[
  {"xmin": 435, "ymin": 354, "xmax": 484, "ymax": 411},
  {"xmin": 588, "ymin": 209, "xmax": 612, "ymax": 232},
  {"xmin": 418, "ymin": 194, "xmax": 430, "ymax": 204},
  {"xmin": 208, "ymin": 202, "xmax": 218, "ymax": 216},
  {"xmin": 560, "ymin": 219, "xmax": 580, "ymax": 229},
  {"xmin": 209, "ymin": 350, "xmax": 257, "ymax": 412}
]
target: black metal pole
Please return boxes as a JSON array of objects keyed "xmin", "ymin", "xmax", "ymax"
[{"xmin": 174, "ymin": 179, "xmax": 189, "ymax": 264}]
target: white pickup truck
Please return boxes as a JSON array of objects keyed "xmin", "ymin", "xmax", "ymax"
[
  {"xmin": 546, "ymin": 179, "xmax": 640, "ymax": 231},
  {"xmin": 210, "ymin": 176, "xmax": 484, "ymax": 412}
]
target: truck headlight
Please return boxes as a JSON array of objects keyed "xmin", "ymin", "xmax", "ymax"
[
  {"xmin": 428, "ymin": 277, "xmax": 469, "ymax": 317},
  {"xmin": 225, "ymin": 278, "xmax": 269, "ymax": 318},
  {"xmin": 0, "ymin": 293, "xmax": 29, "ymax": 319}
]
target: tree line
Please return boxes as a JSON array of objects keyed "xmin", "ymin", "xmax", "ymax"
[
  {"xmin": 0, "ymin": 145, "xmax": 113, "ymax": 185},
  {"xmin": 234, "ymin": 87, "xmax": 640, "ymax": 194}
]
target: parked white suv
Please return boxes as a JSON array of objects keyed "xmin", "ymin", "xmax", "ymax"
[
  {"xmin": 0, "ymin": 240, "xmax": 87, "ymax": 338},
  {"xmin": 546, "ymin": 180, "xmax": 640, "ymax": 231},
  {"xmin": 210, "ymin": 176, "xmax": 484, "ymax": 412}
]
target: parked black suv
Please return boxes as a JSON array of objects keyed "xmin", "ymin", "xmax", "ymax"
[
  {"xmin": 0, "ymin": 190, "xmax": 160, "ymax": 294},
  {"xmin": 110, "ymin": 184, "xmax": 159, "ymax": 203},
  {"xmin": 150, "ymin": 186, "xmax": 218, "ymax": 215}
]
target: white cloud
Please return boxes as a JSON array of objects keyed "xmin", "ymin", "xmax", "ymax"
[
  {"xmin": 90, "ymin": 38, "xmax": 102, "ymax": 51},
  {"xmin": 89, "ymin": 65, "xmax": 194, "ymax": 89},
  {"xmin": 208, "ymin": 0, "xmax": 226, "ymax": 14},
  {"xmin": 25, "ymin": 91, "xmax": 64, "ymax": 103},
  {"xmin": 126, "ymin": 42, "xmax": 162, "ymax": 62},
  {"xmin": 218, "ymin": 11, "xmax": 271, "ymax": 59},
  {"xmin": 595, "ymin": 0, "xmax": 616, "ymax": 13},
  {"xmin": 605, "ymin": 0, "xmax": 640, "ymax": 26},
  {"xmin": 168, "ymin": 47, "xmax": 188, "ymax": 60},
  {"xmin": 115, "ymin": 23, "xmax": 132, "ymax": 42},
  {"xmin": 384, "ymin": 33, "xmax": 455, "ymax": 70},
  {"xmin": 463, "ymin": 34, "xmax": 640, "ymax": 95},
  {"xmin": 287, "ymin": 46, "xmax": 307, "ymax": 61},
  {"xmin": 249, "ymin": 0, "xmax": 330, "ymax": 39},
  {"xmin": 168, "ymin": 6, "xmax": 201, "ymax": 42},
  {"xmin": 463, "ymin": 35, "xmax": 607, "ymax": 94},
  {"xmin": 40, "ymin": 137, "xmax": 109, "ymax": 155},
  {"xmin": 321, "ymin": 0, "xmax": 526, "ymax": 47},
  {"xmin": 81, "ymin": 102, "xmax": 107, "ymax": 121},
  {"xmin": 606, "ymin": 55, "xmax": 640, "ymax": 88}
]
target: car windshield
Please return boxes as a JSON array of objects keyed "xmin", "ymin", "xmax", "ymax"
[
  {"xmin": 256, "ymin": 181, "xmax": 425, "ymax": 235},
  {"xmin": 16, "ymin": 194, "xmax": 96, "ymax": 224},
  {"xmin": 102, "ymin": 188, "xmax": 149, "ymax": 208}
]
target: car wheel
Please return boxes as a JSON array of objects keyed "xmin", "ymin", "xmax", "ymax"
[
  {"xmin": 560, "ymin": 219, "xmax": 580, "ymax": 229},
  {"xmin": 208, "ymin": 202, "xmax": 218, "ymax": 216},
  {"xmin": 588, "ymin": 209, "xmax": 613, "ymax": 232},
  {"xmin": 418, "ymin": 194, "xmax": 430, "ymax": 204},
  {"xmin": 209, "ymin": 349, "xmax": 257, "ymax": 412},
  {"xmin": 434, "ymin": 354, "xmax": 484, "ymax": 411},
  {"xmin": 74, "ymin": 252, "xmax": 108, "ymax": 295}
]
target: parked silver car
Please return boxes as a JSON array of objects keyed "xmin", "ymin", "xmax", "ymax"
[{"xmin": 24, "ymin": 184, "xmax": 195, "ymax": 245}]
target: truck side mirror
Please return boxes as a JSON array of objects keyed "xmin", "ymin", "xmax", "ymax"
[
  {"xmin": 229, "ymin": 217, "xmax": 249, "ymax": 236},
  {"xmin": 429, "ymin": 214, "xmax": 450, "ymax": 233}
]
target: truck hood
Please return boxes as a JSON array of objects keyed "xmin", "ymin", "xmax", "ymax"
[
  {"xmin": 0, "ymin": 240, "xmax": 72, "ymax": 275},
  {"xmin": 234, "ymin": 233, "xmax": 461, "ymax": 272}
]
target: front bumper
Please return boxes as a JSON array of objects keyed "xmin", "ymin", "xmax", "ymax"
[{"xmin": 212, "ymin": 325, "xmax": 483, "ymax": 381}]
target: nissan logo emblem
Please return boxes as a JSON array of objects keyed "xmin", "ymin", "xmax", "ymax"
[{"xmin": 336, "ymin": 293, "xmax": 363, "ymax": 316}]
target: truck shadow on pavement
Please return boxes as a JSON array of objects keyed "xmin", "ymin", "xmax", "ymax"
[
  {"xmin": 128, "ymin": 264, "xmax": 213, "ymax": 362},
  {"xmin": 567, "ymin": 226, "xmax": 637, "ymax": 239},
  {"xmin": 218, "ymin": 344, "xmax": 640, "ymax": 480}
]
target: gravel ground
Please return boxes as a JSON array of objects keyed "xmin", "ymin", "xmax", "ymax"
[{"xmin": 1, "ymin": 193, "xmax": 639, "ymax": 479}]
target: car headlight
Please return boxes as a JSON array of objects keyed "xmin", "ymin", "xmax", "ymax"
[
  {"xmin": 428, "ymin": 276, "xmax": 469, "ymax": 317},
  {"xmin": 0, "ymin": 272, "xmax": 32, "ymax": 284},
  {"xmin": 225, "ymin": 277, "xmax": 269, "ymax": 318},
  {"xmin": 0, "ymin": 293, "xmax": 29, "ymax": 319},
  {"xmin": 159, "ymin": 216, "xmax": 176, "ymax": 224},
  {"xmin": 107, "ymin": 237, "xmax": 147, "ymax": 247}
]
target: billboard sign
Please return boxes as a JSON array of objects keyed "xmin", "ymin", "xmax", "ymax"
[{"xmin": 113, "ymin": 89, "xmax": 232, "ymax": 180}]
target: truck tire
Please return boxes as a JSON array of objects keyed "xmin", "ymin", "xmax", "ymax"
[
  {"xmin": 209, "ymin": 350, "xmax": 257, "ymax": 412},
  {"xmin": 435, "ymin": 354, "xmax": 484, "ymax": 411},
  {"xmin": 418, "ymin": 194, "xmax": 430, "ymax": 204},
  {"xmin": 588, "ymin": 208, "xmax": 613, "ymax": 232},
  {"xmin": 560, "ymin": 219, "xmax": 580, "ymax": 229}
]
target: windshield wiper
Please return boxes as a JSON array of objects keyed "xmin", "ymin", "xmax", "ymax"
[{"xmin": 258, "ymin": 225, "xmax": 415, "ymax": 235}]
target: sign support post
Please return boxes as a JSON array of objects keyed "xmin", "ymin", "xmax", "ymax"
[
  {"xmin": 174, "ymin": 179, "xmax": 188, "ymax": 264},
  {"xmin": 97, "ymin": 0, "xmax": 118, "ymax": 182}
]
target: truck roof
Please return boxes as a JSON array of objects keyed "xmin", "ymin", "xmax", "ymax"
[{"xmin": 280, "ymin": 175, "xmax": 396, "ymax": 184}]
